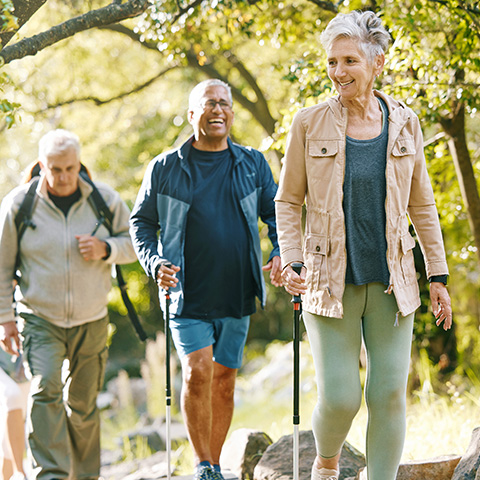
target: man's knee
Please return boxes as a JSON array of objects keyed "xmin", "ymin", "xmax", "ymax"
[
  {"xmin": 182, "ymin": 347, "xmax": 214, "ymax": 387},
  {"xmin": 213, "ymin": 363, "xmax": 236, "ymax": 398}
]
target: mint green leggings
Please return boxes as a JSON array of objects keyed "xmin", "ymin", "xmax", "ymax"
[{"xmin": 303, "ymin": 283, "xmax": 414, "ymax": 480}]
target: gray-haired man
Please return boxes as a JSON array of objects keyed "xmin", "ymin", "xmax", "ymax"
[{"xmin": 0, "ymin": 129, "xmax": 137, "ymax": 480}]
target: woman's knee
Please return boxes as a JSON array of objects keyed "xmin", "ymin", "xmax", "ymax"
[
  {"xmin": 319, "ymin": 388, "xmax": 362, "ymax": 421},
  {"xmin": 366, "ymin": 384, "xmax": 406, "ymax": 414}
]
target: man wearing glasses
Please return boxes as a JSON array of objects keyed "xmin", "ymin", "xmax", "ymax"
[{"xmin": 130, "ymin": 79, "xmax": 281, "ymax": 480}]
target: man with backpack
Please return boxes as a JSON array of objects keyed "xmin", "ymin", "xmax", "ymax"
[{"xmin": 0, "ymin": 129, "xmax": 137, "ymax": 480}]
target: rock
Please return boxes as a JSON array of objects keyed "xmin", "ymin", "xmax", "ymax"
[
  {"xmin": 452, "ymin": 426, "xmax": 480, "ymax": 480},
  {"xmin": 253, "ymin": 430, "xmax": 365, "ymax": 480},
  {"xmin": 221, "ymin": 428, "xmax": 273, "ymax": 480},
  {"xmin": 396, "ymin": 455, "xmax": 461, "ymax": 480},
  {"xmin": 354, "ymin": 455, "xmax": 460, "ymax": 480}
]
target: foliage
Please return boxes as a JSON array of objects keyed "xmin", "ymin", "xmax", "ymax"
[{"xmin": 0, "ymin": 1, "xmax": 18, "ymax": 128}]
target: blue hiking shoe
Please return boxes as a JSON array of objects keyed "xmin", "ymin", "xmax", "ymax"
[
  {"xmin": 210, "ymin": 470, "xmax": 225, "ymax": 480},
  {"xmin": 194, "ymin": 465, "xmax": 215, "ymax": 480}
]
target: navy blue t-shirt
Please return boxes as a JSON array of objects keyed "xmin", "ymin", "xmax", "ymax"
[
  {"xmin": 178, "ymin": 146, "xmax": 256, "ymax": 320},
  {"xmin": 344, "ymin": 97, "xmax": 390, "ymax": 286}
]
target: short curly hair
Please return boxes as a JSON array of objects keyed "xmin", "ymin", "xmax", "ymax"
[{"xmin": 320, "ymin": 11, "xmax": 391, "ymax": 63}]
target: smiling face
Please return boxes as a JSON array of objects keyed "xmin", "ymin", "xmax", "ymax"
[
  {"xmin": 327, "ymin": 36, "xmax": 384, "ymax": 103},
  {"xmin": 188, "ymin": 85, "xmax": 234, "ymax": 151}
]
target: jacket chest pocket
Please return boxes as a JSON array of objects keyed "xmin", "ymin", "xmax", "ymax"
[
  {"xmin": 391, "ymin": 136, "xmax": 416, "ymax": 184},
  {"xmin": 304, "ymin": 234, "xmax": 329, "ymax": 290},
  {"xmin": 306, "ymin": 140, "xmax": 338, "ymax": 180}
]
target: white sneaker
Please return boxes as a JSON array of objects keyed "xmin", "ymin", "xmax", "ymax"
[
  {"xmin": 9, "ymin": 473, "xmax": 26, "ymax": 480},
  {"xmin": 311, "ymin": 464, "xmax": 339, "ymax": 480}
]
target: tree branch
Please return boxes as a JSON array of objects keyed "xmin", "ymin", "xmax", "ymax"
[
  {"xmin": 0, "ymin": 0, "xmax": 149, "ymax": 65},
  {"xmin": 99, "ymin": 23, "xmax": 158, "ymax": 49},
  {"xmin": 306, "ymin": 0, "xmax": 339, "ymax": 13},
  {"xmin": 170, "ymin": 0, "xmax": 204, "ymax": 26},
  {"xmin": 223, "ymin": 51, "xmax": 276, "ymax": 134},
  {"xmin": 35, "ymin": 65, "xmax": 178, "ymax": 111},
  {"xmin": 0, "ymin": 0, "xmax": 48, "ymax": 48}
]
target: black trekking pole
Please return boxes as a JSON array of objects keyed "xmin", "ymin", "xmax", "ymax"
[
  {"xmin": 291, "ymin": 262, "xmax": 303, "ymax": 480},
  {"xmin": 162, "ymin": 263, "xmax": 173, "ymax": 480}
]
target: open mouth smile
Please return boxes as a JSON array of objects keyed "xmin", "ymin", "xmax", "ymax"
[{"xmin": 208, "ymin": 118, "xmax": 225, "ymax": 125}]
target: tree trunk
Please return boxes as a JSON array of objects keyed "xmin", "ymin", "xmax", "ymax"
[{"xmin": 439, "ymin": 100, "xmax": 480, "ymax": 267}]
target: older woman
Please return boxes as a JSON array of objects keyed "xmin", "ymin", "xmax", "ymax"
[{"xmin": 275, "ymin": 10, "xmax": 452, "ymax": 480}]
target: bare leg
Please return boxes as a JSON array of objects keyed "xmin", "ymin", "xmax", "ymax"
[
  {"xmin": 1, "ymin": 457, "xmax": 14, "ymax": 480},
  {"xmin": 6, "ymin": 409, "xmax": 25, "ymax": 475},
  {"xmin": 210, "ymin": 362, "xmax": 237, "ymax": 465},
  {"xmin": 180, "ymin": 346, "xmax": 215, "ymax": 466},
  {"xmin": 314, "ymin": 453, "xmax": 341, "ymax": 471}
]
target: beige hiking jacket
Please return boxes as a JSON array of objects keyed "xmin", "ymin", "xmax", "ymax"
[{"xmin": 275, "ymin": 91, "xmax": 448, "ymax": 319}]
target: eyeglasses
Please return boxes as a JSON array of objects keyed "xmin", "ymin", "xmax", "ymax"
[{"xmin": 200, "ymin": 99, "xmax": 232, "ymax": 111}]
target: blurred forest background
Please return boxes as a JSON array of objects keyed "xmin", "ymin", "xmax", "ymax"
[{"xmin": 1, "ymin": 0, "xmax": 480, "ymax": 443}]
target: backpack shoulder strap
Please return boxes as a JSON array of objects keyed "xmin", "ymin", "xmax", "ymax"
[
  {"xmin": 14, "ymin": 177, "xmax": 39, "ymax": 279},
  {"xmin": 15, "ymin": 178, "xmax": 39, "ymax": 245},
  {"xmin": 79, "ymin": 170, "xmax": 147, "ymax": 341},
  {"xmin": 79, "ymin": 170, "xmax": 114, "ymax": 235}
]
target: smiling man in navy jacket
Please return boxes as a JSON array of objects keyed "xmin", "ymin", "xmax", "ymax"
[{"xmin": 130, "ymin": 79, "xmax": 281, "ymax": 480}]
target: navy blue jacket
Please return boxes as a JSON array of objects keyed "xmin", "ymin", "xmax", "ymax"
[{"xmin": 130, "ymin": 137, "xmax": 280, "ymax": 316}]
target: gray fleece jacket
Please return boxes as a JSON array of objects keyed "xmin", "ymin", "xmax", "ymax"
[{"xmin": 0, "ymin": 174, "xmax": 137, "ymax": 327}]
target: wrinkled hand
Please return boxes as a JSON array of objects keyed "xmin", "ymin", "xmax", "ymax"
[
  {"xmin": 262, "ymin": 256, "xmax": 283, "ymax": 287},
  {"xmin": 281, "ymin": 264, "xmax": 307, "ymax": 296},
  {"xmin": 430, "ymin": 282, "xmax": 452, "ymax": 331},
  {"xmin": 0, "ymin": 321, "xmax": 21, "ymax": 356},
  {"xmin": 156, "ymin": 263, "xmax": 180, "ymax": 291},
  {"xmin": 75, "ymin": 234, "xmax": 109, "ymax": 261}
]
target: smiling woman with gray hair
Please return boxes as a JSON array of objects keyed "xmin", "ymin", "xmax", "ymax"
[{"xmin": 275, "ymin": 10, "xmax": 452, "ymax": 480}]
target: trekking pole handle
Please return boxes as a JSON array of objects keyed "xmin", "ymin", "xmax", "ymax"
[
  {"xmin": 160, "ymin": 262, "xmax": 173, "ymax": 293},
  {"xmin": 291, "ymin": 262, "xmax": 303, "ymax": 305}
]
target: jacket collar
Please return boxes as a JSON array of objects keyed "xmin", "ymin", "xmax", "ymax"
[
  {"xmin": 178, "ymin": 135, "xmax": 244, "ymax": 170},
  {"xmin": 326, "ymin": 90, "xmax": 411, "ymax": 126}
]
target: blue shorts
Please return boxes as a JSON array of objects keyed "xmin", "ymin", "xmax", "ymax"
[{"xmin": 169, "ymin": 316, "xmax": 250, "ymax": 369}]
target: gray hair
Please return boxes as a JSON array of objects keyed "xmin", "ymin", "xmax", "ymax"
[
  {"xmin": 320, "ymin": 11, "xmax": 391, "ymax": 63},
  {"xmin": 188, "ymin": 79, "xmax": 233, "ymax": 110},
  {"xmin": 39, "ymin": 129, "xmax": 81, "ymax": 161}
]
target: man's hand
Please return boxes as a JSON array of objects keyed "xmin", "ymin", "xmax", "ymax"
[
  {"xmin": 75, "ymin": 234, "xmax": 109, "ymax": 261},
  {"xmin": 430, "ymin": 282, "xmax": 453, "ymax": 331},
  {"xmin": 262, "ymin": 255, "xmax": 283, "ymax": 287},
  {"xmin": 0, "ymin": 321, "xmax": 21, "ymax": 356},
  {"xmin": 156, "ymin": 263, "xmax": 180, "ymax": 290}
]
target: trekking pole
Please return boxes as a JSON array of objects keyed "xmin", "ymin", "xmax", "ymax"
[
  {"xmin": 291, "ymin": 262, "xmax": 303, "ymax": 480},
  {"xmin": 162, "ymin": 263, "xmax": 173, "ymax": 480}
]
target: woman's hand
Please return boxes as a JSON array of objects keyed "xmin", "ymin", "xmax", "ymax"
[
  {"xmin": 429, "ymin": 282, "xmax": 453, "ymax": 330},
  {"xmin": 282, "ymin": 264, "xmax": 307, "ymax": 296}
]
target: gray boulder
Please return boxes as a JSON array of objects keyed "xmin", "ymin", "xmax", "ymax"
[
  {"xmin": 452, "ymin": 427, "xmax": 480, "ymax": 480},
  {"xmin": 253, "ymin": 430, "xmax": 365, "ymax": 480},
  {"xmin": 221, "ymin": 428, "xmax": 273, "ymax": 480},
  {"xmin": 350, "ymin": 455, "xmax": 461, "ymax": 480}
]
